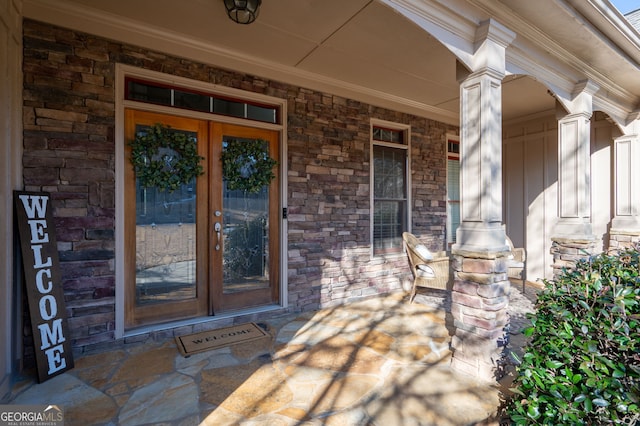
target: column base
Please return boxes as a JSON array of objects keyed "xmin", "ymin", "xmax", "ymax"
[
  {"xmin": 552, "ymin": 218, "xmax": 593, "ymax": 240},
  {"xmin": 453, "ymin": 224, "xmax": 509, "ymax": 257},
  {"xmin": 450, "ymin": 337, "xmax": 507, "ymax": 383},
  {"xmin": 449, "ymin": 252, "xmax": 511, "ymax": 383},
  {"xmin": 550, "ymin": 236, "xmax": 597, "ymax": 278},
  {"xmin": 609, "ymin": 227, "xmax": 640, "ymax": 252}
]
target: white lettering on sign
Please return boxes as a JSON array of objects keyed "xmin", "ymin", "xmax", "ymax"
[
  {"xmin": 44, "ymin": 344, "xmax": 67, "ymax": 375},
  {"xmin": 19, "ymin": 194, "xmax": 49, "ymax": 218},
  {"xmin": 35, "ymin": 269, "xmax": 53, "ymax": 293},
  {"xmin": 38, "ymin": 319, "xmax": 65, "ymax": 350},
  {"xmin": 31, "ymin": 245, "xmax": 53, "ymax": 268},
  {"xmin": 27, "ymin": 219, "xmax": 50, "ymax": 243},
  {"xmin": 18, "ymin": 194, "xmax": 69, "ymax": 378},
  {"xmin": 39, "ymin": 294, "xmax": 58, "ymax": 320}
]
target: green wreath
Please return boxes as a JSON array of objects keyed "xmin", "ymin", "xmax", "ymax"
[
  {"xmin": 221, "ymin": 139, "xmax": 277, "ymax": 193},
  {"xmin": 129, "ymin": 123, "xmax": 204, "ymax": 193}
]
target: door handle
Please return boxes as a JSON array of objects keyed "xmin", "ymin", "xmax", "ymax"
[{"xmin": 214, "ymin": 222, "xmax": 221, "ymax": 251}]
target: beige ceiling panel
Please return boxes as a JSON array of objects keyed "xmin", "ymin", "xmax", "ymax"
[
  {"xmin": 318, "ymin": 2, "xmax": 457, "ymax": 84},
  {"xmin": 257, "ymin": 0, "xmax": 372, "ymax": 43},
  {"xmin": 61, "ymin": 0, "xmax": 370, "ymax": 46},
  {"xmin": 298, "ymin": 46, "xmax": 458, "ymax": 109},
  {"xmin": 502, "ymin": 76, "xmax": 555, "ymax": 120},
  {"xmin": 434, "ymin": 98, "xmax": 460, "ymax": 115},
  {"xmin": 55, "ymin": 0, "xmax": 318, "ymax": 66},
  {"xmin": 59, "ymin": 0, "xmax": 225, "ymax": 30},
  {"xmin": 195, "ymin": 23, "xmax": 318, "ymax": 66}
]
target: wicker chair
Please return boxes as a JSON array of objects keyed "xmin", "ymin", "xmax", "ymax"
[
  {"xmin": 402, "ymin": 232, "xmax": 450, "ymax": 303},
  {"xmin": 505, "ymin": 235, "xmax": 526, "ymax": 291}
]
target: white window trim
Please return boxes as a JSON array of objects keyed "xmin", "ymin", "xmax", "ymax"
[
  {"xmin": 370, "ymin": 119, "xmax": 411, "ymax": 258},
  {"xmin": 114, "ymin": 64, "xmax": 288, "ymax": 338},
  {"xmin": 446, "ymin": 133, "xmax": 460, "ymax": 247}
]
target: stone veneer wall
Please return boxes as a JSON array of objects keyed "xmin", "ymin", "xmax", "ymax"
[
  {"xmin": 550, "ymin": 237, "xmax": 598, "ymax": 278},
  {"xmin": 609, "ymin": 230, "xmax": 640, "ymax": 252},
  {"xmin": 22, "ymin": 19, "xmax": 454, "ymax": 353}
]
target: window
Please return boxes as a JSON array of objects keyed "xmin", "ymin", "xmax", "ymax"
[
  {"xmin": 447, "ymin": 136, "xmax": 460, "ymax": 246},
  {"xmin": 371, "ymin": 123, "xmax": 409, "ymax": 255},
  {"xmin": 126, "ymin": 78, "xmax": 279, "ymax": 124}
]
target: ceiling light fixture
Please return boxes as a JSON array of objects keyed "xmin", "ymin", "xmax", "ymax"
[{"xmin": 224, "ymin": 0, "xmax": 262, "ymax": 25}]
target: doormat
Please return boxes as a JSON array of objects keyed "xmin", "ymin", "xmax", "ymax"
[{"xmin": 175, "ymin": 322, "xmax": 269, "ymax": 356}]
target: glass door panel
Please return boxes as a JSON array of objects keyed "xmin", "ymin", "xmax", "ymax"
[
  {"xmin": 125, "ymin": 109, "xmax": 208, "ymax": 328},
  {"xmin": 134, "ymin": 165, "xmax": 197, "ymax": 305},
  {"xmin": 223, "ymin": 173, "xmax": 270, "ymax": 294},
  {"xmin": 210, "ymin": 123, "xmax": 279, "ymax": 312}
]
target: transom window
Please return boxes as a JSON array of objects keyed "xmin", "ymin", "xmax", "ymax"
[
  {"xmin": 126, "ymin": 78, "xmax": 279, "ymax": 124},
  {"xmin": 371, "ymin": 123, "xmax": 410, "ymax": 256}
]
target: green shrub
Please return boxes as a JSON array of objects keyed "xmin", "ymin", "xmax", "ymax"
[{"xmin": 506, "ymin": 248, "xmax": 640, "ymax": 425}]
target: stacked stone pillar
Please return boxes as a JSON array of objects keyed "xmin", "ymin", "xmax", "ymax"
[
  {"xmin": 550, "ymin": 238, "xmax": 597, "ymax": 277},
  {"xmin": 450, "ymin": 20, "xmax": 514, "ymax": 382},
  {"xmin": 450, "ymin": 252, "xmax": 511, "ymax": 381}
]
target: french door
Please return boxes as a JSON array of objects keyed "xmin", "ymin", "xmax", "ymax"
[
  {"xmin": 209, "ymin": 122, "xmax": 280, "ymax": 312},
  {"xmin": 124, "ymin": 110, "xmax": 280, "ymax": 328}
]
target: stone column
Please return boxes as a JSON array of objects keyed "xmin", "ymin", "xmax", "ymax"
[
  {"xmin": 551, "ymin": 82, "xmax": 598, "ymax": 276},
  {"xmin": 610, "ymin": 128, "xmax": 640, "ymax": 251},
  {"xmin": 450, "ymin": 19, "xmax": 514, "ymax": 382}
]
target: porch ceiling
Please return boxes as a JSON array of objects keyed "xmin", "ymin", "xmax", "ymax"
[{"xmin": 23, "ymin": 0, "xmax": 640, "ymax": 124}]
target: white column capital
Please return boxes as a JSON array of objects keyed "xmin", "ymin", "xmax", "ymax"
[
  {"xmin": 555, "ymin": 80, "xmax": 599, "ymax": 118},
  {"xmin": 572, "ymin": 79, "xmax": 600, "ymax": 97},
  {"xmin": 470, "ymin": 19, "xmax": 514, "ymax": 76},
  {"xmin": 615, "ymin": 132, "xmax": 640, "ymax": 143},
  {"xmin": 474, "ymin": 19, "xmax": 516, "ymax": 49},
  {"xmin": 619, "ymin": 118, "xmax": 640, "ymax": 136}
]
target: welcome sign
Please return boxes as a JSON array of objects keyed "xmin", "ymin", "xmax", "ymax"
[{"xmin": 14, "ymin": 191, "xmax": 74, "ymax": 382}]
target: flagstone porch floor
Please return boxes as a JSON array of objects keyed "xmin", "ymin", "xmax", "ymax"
[{"xmin": 6, "ymin": 284, "xmax": 539, "ymax": 425}]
